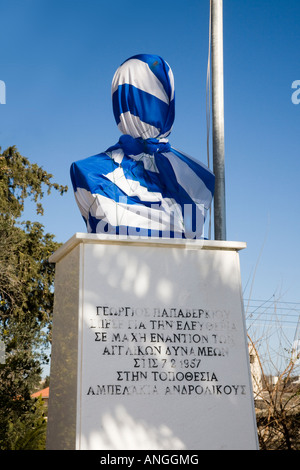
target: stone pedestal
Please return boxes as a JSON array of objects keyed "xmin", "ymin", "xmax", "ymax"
[{"xmin": 46, "ymin": 233, "xmax": 258, "ymax": 450}]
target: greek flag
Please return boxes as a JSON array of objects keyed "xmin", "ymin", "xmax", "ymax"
[{"xmin": 70, "ymin": 54, "xmax": 214, "ymax": 239}]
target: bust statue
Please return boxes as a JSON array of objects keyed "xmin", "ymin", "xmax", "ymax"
[{"xmin": 70, "ymin": 54, "xmax": 214, "ymax": 238}]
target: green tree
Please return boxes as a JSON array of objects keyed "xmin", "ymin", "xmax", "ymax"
[{"xmin": 0, "ymin": 145, "xmax": 67, "ymax": 449}]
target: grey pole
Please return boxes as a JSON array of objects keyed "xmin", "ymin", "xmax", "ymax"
[{"xmin": 211, "ymin": 0, "xmax": 226, "ymax": 240}]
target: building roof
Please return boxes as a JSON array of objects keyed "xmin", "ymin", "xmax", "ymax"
[{"xmin": 31, "ymin": 386, "xmax": 49, "ymax": 399}]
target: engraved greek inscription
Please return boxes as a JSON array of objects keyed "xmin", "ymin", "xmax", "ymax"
[{"xmin": 88, "ymin": 304, "xmax": 243, "ymax": 398}]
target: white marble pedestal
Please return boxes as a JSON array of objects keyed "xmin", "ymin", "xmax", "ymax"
[{"xmin": 46, "ymin": 233, "xmax": 258, "ymax": 450}]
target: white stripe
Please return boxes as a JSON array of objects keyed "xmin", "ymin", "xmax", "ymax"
[
  {"xmin": 104, "ymin": 158, "xmax": 185, "ymax": 228},
  {"xmin": 108, "ymin": 148, "xmax": 159, "ymax": 173},
  {"xmin": 92, "ymin": 194, "xmax": 184, "ymax": 232},
  {"xmin": 108, "ymin": 147, "xmax": 123, "ymax": 165},
  {"xmin": 163, "ymin": 152, "xmax": 213, "ymax": 209},
  {"xmin": 74, "ymin": 187, "xmax": 94, "ymax": 221},
  {"xmin": 74, "ymin": 187, "xmax": 184, "ymax": 232},
  {"xmin": 104, "ymin": 165, "xmax": 162, "ymax": 201},
  {"xmin": 126, "ymin": 152, "xmax": 160, "ymax": 173},
  {"xmin": 168, "ymin": 67, "xmax": 175, "ymax": 101},
  {"xmin": 112, "ymin": 58, "xmax": 170, "ymax": 104},
  {"xmin": 118, "ymin": 112, "xmax": 160, "ymax": 139}
]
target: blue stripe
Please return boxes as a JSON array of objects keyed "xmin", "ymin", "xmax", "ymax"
[
  {"xmin": 71, "ymin": 155, "xmax": 164, "ymax": 208},
  {"xmin": 70, "ymin": 153, "xmax": 117, "ymax": 193},
  {"xmin": 112, "ymin": 84, "xmax": 172, "ymax": 135},
  {"xmin": 71, "ymin": 150, "xmax": 164, "ymax": 194},
  {"xmin": 121, "ymin": 155, "xmax": 162, "ymax": 189}
]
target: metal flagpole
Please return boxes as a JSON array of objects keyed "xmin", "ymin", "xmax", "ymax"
[{"xmin": 211, "ymin": 0, "xmax": 226, "ymax": 240}]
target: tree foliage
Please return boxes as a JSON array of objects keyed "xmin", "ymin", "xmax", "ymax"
[
  {"xmin": 249, "ymin": 328, "xmax": 300, "ymax": 449},
  {"xmin": 0, "ymin": 145, "xmax": 67, "ymax": 449},
  {"xmin": 0, "ymin": 145, "xmax": 66, "ymax": 218}
]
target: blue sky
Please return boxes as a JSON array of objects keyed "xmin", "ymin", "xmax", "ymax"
[{"xmin": 1, "ymin": 0, "xmax": 300, "ymax": 344}]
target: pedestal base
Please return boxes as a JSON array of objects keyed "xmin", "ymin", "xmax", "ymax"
[{"xmin": 46, "ymin": 233, "xmax": 258, "ymax": 450}]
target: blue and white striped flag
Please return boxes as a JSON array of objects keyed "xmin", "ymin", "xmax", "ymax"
[{"xmin": 70, "ymin": 54, "xmax": 214, "ymax": 239}]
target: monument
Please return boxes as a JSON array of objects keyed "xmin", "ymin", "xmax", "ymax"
[
  {"xmin": 46, "ymin": 55, "xmax": 258, "ymax": 450},
  {"xmin": 69, "ymin": 54, "xmax": 214, "ymax": 239}
]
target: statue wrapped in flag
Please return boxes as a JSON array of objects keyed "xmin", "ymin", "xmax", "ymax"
[{"xmin": 70, "ymin": 54, "xmax": 214, "ymax": 238}]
